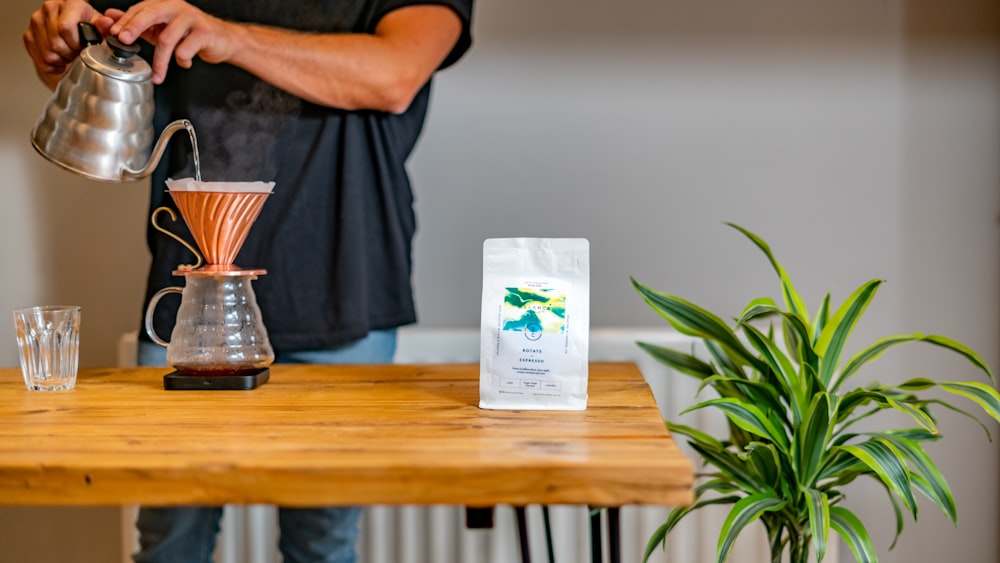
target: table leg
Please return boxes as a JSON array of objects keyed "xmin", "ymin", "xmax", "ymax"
[
  {"xmin": 515, "ymin": 506, "xmax": 532, "ymax": 563},
  {"xmin": 608, "ymin": 507, "xmax": 621, "ymax": 563},
  {"xmin": 542, "ymin": 506, "xmax": 556, "ymax": 563},
  {"xmin": 590, "ymin": 507, "xmax": 603, "ymax": 563},
  {"xmin": 465, "ymin": 506, "xmax": 494, "ymax": 529}
]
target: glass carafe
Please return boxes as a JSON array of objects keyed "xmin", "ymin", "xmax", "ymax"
[{"xmin": 145, "ymin": 269, "xmax": 274, "ymax": 375}]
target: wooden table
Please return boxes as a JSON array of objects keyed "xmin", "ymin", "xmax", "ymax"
[{"xmin": 0, "ymin": 362, "xmax": 694, "ymax": 561}]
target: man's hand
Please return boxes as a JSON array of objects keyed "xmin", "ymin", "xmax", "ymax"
[
  {"xmin": 109, "ymin": 1, "xmax": 463, "ymax": 112},
  {"xmin": 107, "ymin": 0, "xmax": 238, "ymax": 85},
  {"xmin": 23, "ymin": 0, "xmax": 115, "ymax": 89}
]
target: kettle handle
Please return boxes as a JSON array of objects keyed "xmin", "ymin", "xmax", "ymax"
[
  {"xmin": 145, "ymin": 286, "xmax": 183, "ymax": 347},
  {"xmin": 77, "ymin": 22, "xmax": 102, "ymax": 48}
]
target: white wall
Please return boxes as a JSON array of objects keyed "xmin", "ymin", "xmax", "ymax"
[
  {"xmin": 408, "ymin": 1, "xmax": 999, "ymax": 562},
  {"xmin": 1, "ymin": 3, "xmax": 147, "ymax": 560},
  {"xmin": 893, "ymin": 2, "xmax": 1000, "ymax": 562},
  {"xmin": 1, "ymin": 0, "xmax": 997, "ymax": 562},
  {"xmin": 1, "ymin": 7, "xmax": 149, "ymax": 369}
]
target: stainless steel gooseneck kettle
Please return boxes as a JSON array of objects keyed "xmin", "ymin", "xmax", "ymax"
[{"xmin": 30, "ymin": 22, "xmax": 193, "ymax": 183}]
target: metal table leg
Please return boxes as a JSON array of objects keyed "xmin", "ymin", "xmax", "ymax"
[
  {"xmin": 608, "ymin": 507, "xmax": 621, "ymax": 563},
  {"xmin": 466, "ymin": 505, "xmax": 559, "ymax": 563},
  {"xmin": 465, "ymin": 506, "xmax": 494, "ymax": 529},
  {"xmin": 589, "ymin": 507, "xmax": 622, "ymax": 563},
  {"xmin": 515, "ymin": 506, "xmax": 532, "ymax": 563},
  {"xmin": 590, "ymin": 507, "xmax": 603, "ymax": 563},
  {"xmin": 542, "ymin": 506, "xmax": 556, "ymax": 563}
]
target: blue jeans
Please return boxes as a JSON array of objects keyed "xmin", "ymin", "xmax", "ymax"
[{"xmin": 133, "ymin": 330, "xmax": 397, "ymax": 563}]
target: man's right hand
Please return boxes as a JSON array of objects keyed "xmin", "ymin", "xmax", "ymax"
[{"xmin": 23, "ymin": 0, "xmax": 114, "ymax": 90}]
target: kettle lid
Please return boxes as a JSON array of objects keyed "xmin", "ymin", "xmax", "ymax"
[{"xmin": 80, "ymin": 36, "xmax": 152, "ymax": 83}]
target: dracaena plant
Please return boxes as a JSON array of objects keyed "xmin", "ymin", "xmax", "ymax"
[{"xmin": 632, "ymin": 223, "xmax": 1000, "ymax": 563}]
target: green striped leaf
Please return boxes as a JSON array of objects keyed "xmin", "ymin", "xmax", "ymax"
[
  {"xmin": 741, "ymin": 323, "xmax": 799, "ymax": 404},
  {"xmin": 725, "ymin": 223, "xmax": 810, "ymax": 320},
  {"xmin": 689, "ymin": 441, "xmax": 764, "ymax": 495},
  {"xmin": 860, "ymin": 390, "xmax": 938, "ymax": 435},
  {"xmin": 636, "ymin": 341, "xmax": 715, "ymax": 379},
  {"xmin": 887, "ymin": 428, "xmax": 940, "ymax": 443},
  {"xmin": 815, "ymin": 279, "xmax": 883, "ymax": 387},
  {"xmin": 923, "ymin": 398, "xmax": 994, "ymax": 440},
  {"xmin": 717, "ymin": 491, "xmax": 786, "ymax": 563},
  {"xmin": 885, "ymin": 398, "xmax": 937, "ymax": 435},
  {"xmin": 734, "ymin": 305, "xmax": 817, "ymax": 371},
  {"xmin": 840, "ymin": 438, "xmax": 917, "ymax": 517},
  {"xmin": 816, "ymin": 446, "xmax": 869, "ymax": 486},
  {"xmin": 939, "ymin": 381, "xmax": 1000, "ymax": 425},
  {"xmin": 643, "ymin": 496, "xmax": 741, "ymax": 562},
  {"xmin": 781, "ymin": 312, "xmax": 819, "ymax": 369},
  {"xmin": 704, "ymin": 340, "xmax": 744, "ymax": 378},
  {"xmin": 836, "ymin": 334, "xmax": 924, "ymax": 390},
  {"xmin": 695, "ymin": 478, "xmax": 743, "ymax": 496},
  {"xmin": 877, "ymin": 432, "xmax": 956, "ymax": 523},
  {"xmin": 833, "ymin": 389, "xmax": 881, "ymax": 426},
  {"xmin": 836, "ymin": 333, "xmax": 995, "ymax": 390},
  {"xmin": 830, "ymin": 506, "xmax": 877, "ymax": 563},
  {"xmin": 795, "ymin": 393, "xmax": 832, "ymax": 486},
  {"xmin": 897, "ymin": 378, "xmax": 936, "ymax": 391},
  {"xmin": 632, "ymin": 278, "xmax": 761, "ymax": 369},
  {"xmin": 684, "ymin": 398, "xmax": 789, "ymax": 452},
  {"xmin": 744, "ymin": 441, "xmax": 783, "ymax": 491},
  {"xmin": 928, "ymin": 335, "xmax": 995, "ymax": 384},
  {"xmin": 812, "ymin": 293, "xmax": 831, "ymax": 344},
  {"xmin": 631, "ymin": 277, "xmax": 702, "ymax": 338},
  {"xmin": 734, "ymin": 304, "xmax": 818, "ymax": 372},
  {"xmin": 801, "ymin": 362, "xmax": 827, "ymax": 406},
  {"xmin": 877, "ymin": 481, "xmax": 906, "ymax": 549},
  {"xmin": 698, "ymin": 376, "xmax": 785, "ymax": 415},
  {"xmin": 665, "ymin": 421, "xmax": 724, "ymax": 451},
  {"xmin": 805, "ymin": 488, "xmax": 830, "ymax": 562},
  {"xmin": 737, "ymin": 297, "xmax": 780, "ymax": 325}
]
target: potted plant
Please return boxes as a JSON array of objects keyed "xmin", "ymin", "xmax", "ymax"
[{"xmin": 632, "ymin": 223, "xmax": 1000, "ymax": 563}]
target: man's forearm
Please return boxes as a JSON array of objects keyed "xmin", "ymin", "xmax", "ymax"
[{"xmin": 225, "ymin": 6, "xmax": 461, "ymax": 113}]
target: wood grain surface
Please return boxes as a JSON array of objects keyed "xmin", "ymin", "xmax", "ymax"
[{"xmin": 0, "ymin": 363, "xmax": 694, "ymax": 508}]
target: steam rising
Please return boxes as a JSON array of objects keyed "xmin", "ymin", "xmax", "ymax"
[{"xmin": 183, "ymin": 81, "xmax": 302, "ymax": 182}]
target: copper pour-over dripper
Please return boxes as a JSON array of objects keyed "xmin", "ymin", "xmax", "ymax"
[
  {"xmin": 169, "ymin": 191, "xmax": 269, "ymax": 269},
  {"xmin": 146, "ymin": 179, "xmax": 276, "ymax": 390},
  {"xmin": 152, "ymin": 180, "xmax": 274, "ymax": 271}
]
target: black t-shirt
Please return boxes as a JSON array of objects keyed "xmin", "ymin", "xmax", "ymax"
[{"xmin": 93, "ymin": 0, "xmax": 473, "ymax": 351}]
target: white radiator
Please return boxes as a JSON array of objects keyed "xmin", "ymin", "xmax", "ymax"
[{"xmin": 120, "ymin": 327, "xmax": 832, "ymax": 563}]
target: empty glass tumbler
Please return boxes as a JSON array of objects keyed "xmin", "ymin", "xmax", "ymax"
[{"xmin": 13, "ymin": 305, "xmax": 81, "ymax": 391}]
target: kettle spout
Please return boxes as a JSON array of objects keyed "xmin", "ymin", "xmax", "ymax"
[{"xmin": 122, "ymin": 119, "xmax": 198, "ymax": 180}]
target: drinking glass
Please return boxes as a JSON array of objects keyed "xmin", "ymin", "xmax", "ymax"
[{"xmin": 13, "ymin": 305, "xmax": 81, "ymax": 391}]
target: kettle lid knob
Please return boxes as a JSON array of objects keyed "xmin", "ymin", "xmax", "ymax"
[
  {"xmin": 78, "ymin": 36, "xmax": 152, "ymax": 83},
  {"xmin": 107, "ymin": 36, "xmax": 141, "ymax": 60}
]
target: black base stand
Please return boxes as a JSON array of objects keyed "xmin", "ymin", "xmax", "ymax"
[{"xmin": 163, "ymin": 368, "xmax": 270, "ymax": 390}]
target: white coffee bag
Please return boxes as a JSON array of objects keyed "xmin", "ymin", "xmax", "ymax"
[{"xmin": 479, "ymin": 238, "xmax": 590, "ymax": 410}]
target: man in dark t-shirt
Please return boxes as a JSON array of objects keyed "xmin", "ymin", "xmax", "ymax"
[{"xmin": 23, "ymin": 1, "xmax": 473, "ymax": 561}]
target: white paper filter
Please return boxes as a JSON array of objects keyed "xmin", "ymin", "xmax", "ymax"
[{"xmin": 166, "ymin": 178, "xmax": 275, "ymax": 193}]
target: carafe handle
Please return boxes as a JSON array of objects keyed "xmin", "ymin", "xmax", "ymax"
[{"xmin": 145, "ymin": 286, "xmax": 183, "ymax": 347}]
